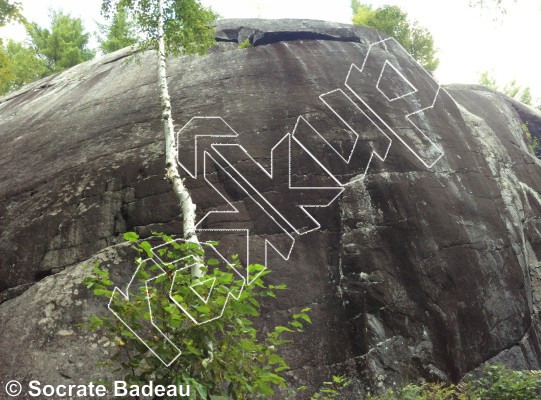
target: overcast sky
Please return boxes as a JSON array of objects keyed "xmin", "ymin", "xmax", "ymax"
[{"xmin": 1, "ymin": 0, "xmax": 540, "ymax": 101}]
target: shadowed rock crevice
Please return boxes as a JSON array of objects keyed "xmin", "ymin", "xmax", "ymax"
[{"xmin": 215, "ymin": 19, "xmax": 381, "ymax": 46}]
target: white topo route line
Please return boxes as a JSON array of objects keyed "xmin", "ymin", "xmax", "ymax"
[{"xmin": 110, "ymin": 37, "xmax": 448, "ymax": 366}]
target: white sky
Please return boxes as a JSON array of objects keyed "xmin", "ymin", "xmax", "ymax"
[{"xmin": 1, "ymin": 0, "xmax": 540, "ymax": 101}]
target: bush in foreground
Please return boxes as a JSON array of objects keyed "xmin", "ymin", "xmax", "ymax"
[{"xmin": 367, "ymin": 363, "xmax": 541, "ymax": 400}]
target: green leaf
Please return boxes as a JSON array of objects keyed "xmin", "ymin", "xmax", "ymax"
[
  {"xmin": 92, "ymin": 266, "xmax": 108, "ymax": 277},
  {"xmin": 248, "ymin": 297, "xmax": 260, "ymax": 308},
  {"xmin": 185, "ymin": 343, "xmax": 202, "ymax": 356},
  {"xmin": 255, "ymin": 382, "xmax": 274, "ymax": 396},
  {"xmin": 123, "ymin": 231, "xmax": 139, "ymax": 242},
  {"xmin": 140, "ymin": 240, "xmax": 152, "ymax": 257},
  {"xmin": 290, "ymin": 320, "xmax": 303, "ymax": 329},
  {"xmin": 192, "ymin": 381, "xmax": 208, "ymax": 399},
  {"xmin": 268, "ymin": 354, "xmax": 286, "ymax": 366},
  {"xmin": 298, "ymin": 313, "xmax": 312, "ymax": 324},
  {"xmin": 274, "ymin": 326, "xmax": 294, "ymax": 334},
  {"xmin": 93, "ymin": 289, "xmax": 113, "ymax": 297},
  {"xmin": 196, "ymin": 305, "xmax": 211, "ymax": 314},
  {"xmin": 89, "ymin": 315, "xmax": 104, "ymax": 329}
]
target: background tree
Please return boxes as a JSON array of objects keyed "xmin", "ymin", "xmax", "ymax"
[
  {"xmin": 478, "ymin": 71, "xmax": 535, "ymax": 106},
  {"xmin": 0, "ymin": 0, "xmax": 25, "ymax": 46},
  {"xmin": 519, "ymin": 87, "xmax": 532, "ymax": 106},
  {"xmin": 101, "ymin": 0, "xmax": 217, "ymax": 268},
  {"xmin": 351, "ymin": 1, "xmax": 439, "ymax": 72},
  {"xmin": 102, "ymin": 0, "xmax": 217, "ymax": 56},
  {"xmin": 27, "ymin": 10, "xmax": 95, "ymax": 73},
  {"xmin": 0, "ymin": 47, "xmax": 14, "ymax": 94},
  {"xmin": 97, "ymin": 6, "xmax": 138, "ymax": 54},
  {"xmin": 0, "ymin": 0, "xmax": 24, "ymax": 27},
  {"xmin": 1, "ymin": 10, "xmax": 96, "ymax": 96},
  {"xmin": 478, "ymin": 70, "xmax": 498, "ymax": 90},
  {"xmin": 0, "ymin": 39, "xmax": 47, "ymax": 94}
]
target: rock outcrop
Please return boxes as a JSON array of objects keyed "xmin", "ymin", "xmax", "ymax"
[{"xmin": 1, "ymin": 19, "xmax": 541, "ymax": 398}]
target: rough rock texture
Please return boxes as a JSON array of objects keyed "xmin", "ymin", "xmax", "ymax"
[{"xmin": 1, "ymin": 19, "xmax": 541, "ymax": 398}]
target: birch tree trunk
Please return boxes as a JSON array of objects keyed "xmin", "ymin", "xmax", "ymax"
[
  {"xmin": 157, "ymin": 5, "xmax": 213, "ymax": 363},
  {"xmin": 156, "ymin": 0, "xmax": 201, "ymax": 277}
]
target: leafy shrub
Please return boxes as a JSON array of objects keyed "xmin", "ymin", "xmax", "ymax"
[
  {"xmin": 84, "ymin": 232, "xmax": 312, "ymax": 399},
  {"xmin": 463, "ymin": 364, "xmax": 541, "ymax": 400},
  {"xmin": 309, "ymin": 375, "xmax": 351, "ymax": 400},
  {"xmin": 366, "ymin": 382, "xmax": 459, "ymax": 400},
  {"xmin": 237, "ymin": 39, "xmax": 252, "ymax": 49},
  {"xmin": 366, "ymin": 363, "xmax": 541, "ymax": 400}
]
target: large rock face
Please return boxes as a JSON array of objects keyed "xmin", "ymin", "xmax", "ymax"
[{"xmin": 1, "ymin": 19, "xmax": 541, "ymax": 398}]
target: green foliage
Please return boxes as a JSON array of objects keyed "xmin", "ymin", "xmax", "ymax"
[
  {"xmin": 27, "ymin": 10, "xmax": 95, "ymax": 73},
  {"xmin": 478, "ymin": 70, "xmax": 498, "ymax": 90},
  {"xmin": 0, "ymin": 47, "xmax": 14, "ymax": 94},
  {"xmin": 237, "ymin": 39, "xmax": 252, "ymax": 49},
  {"xmin": 0, "ymin": 39, "xmax": 48, "ymax": 95},
  {"xmin": 463, "ymin": 364, "xmax": 541, "ymax": 399},
  {"xmin": 0, "ymin": 10, "xmax": 93, "ymax": 95},
  {"xmin": 0, "ymin": 0, "xmax": 25, "ymax": 27},
  {"xmin": 4, "ymin": 40, "xmax": 47, "ymax": 88},
  {"xmin": 503, "ymin": 79, "xmax": 521, "ymax": 99},
  {"xmin": 0, "ymin": 0, "xmax": 25, "ymax": 47},
  {"xmin": 478, "ymin": 71, "xmax": 535, "ymax": 106},
  {"xmin": 521, "ymin": 122, "xmax": 539, "ymax": 156},
  {"xmin": 351, "ymin": 1, "xmax": 439, "ymax": 72},
  {"xmin": 97, "ymin": 6, "xmax": 138, "ymax": 54},
  {"xmin": 310, "ymin": 375, "xmax": 351, "ymax": 399},
  {"xmin": 366, "ymin": 382, "xmax": 460, "ymax": 400},
  {"xmin": 101, "ymin": 0, "xmax": 218, "ymax": 57},
  {"xmin": 83, "ymin": 232, "xmax": 312, "ymax": 399},
  {"xmin": 519, "ymin": 87, "xmax": 532, "ymax": 106},
  {"xmin": 366, "ymin": 363, "xmax": 541, "ymax": 400}
]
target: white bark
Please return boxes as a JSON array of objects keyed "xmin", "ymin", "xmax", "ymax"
[{"xmin": 157, "ymin": 0, "xmax": 201, "ymax": 277}]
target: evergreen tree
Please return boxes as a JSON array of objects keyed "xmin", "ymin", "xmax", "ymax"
[
  {"xmin": 27, "ymin": 10, "xmax": 95, "ymax": 73},
  {"xmin": 97, "ymin": 7, "xmax": 138, "ymax": 54}
]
